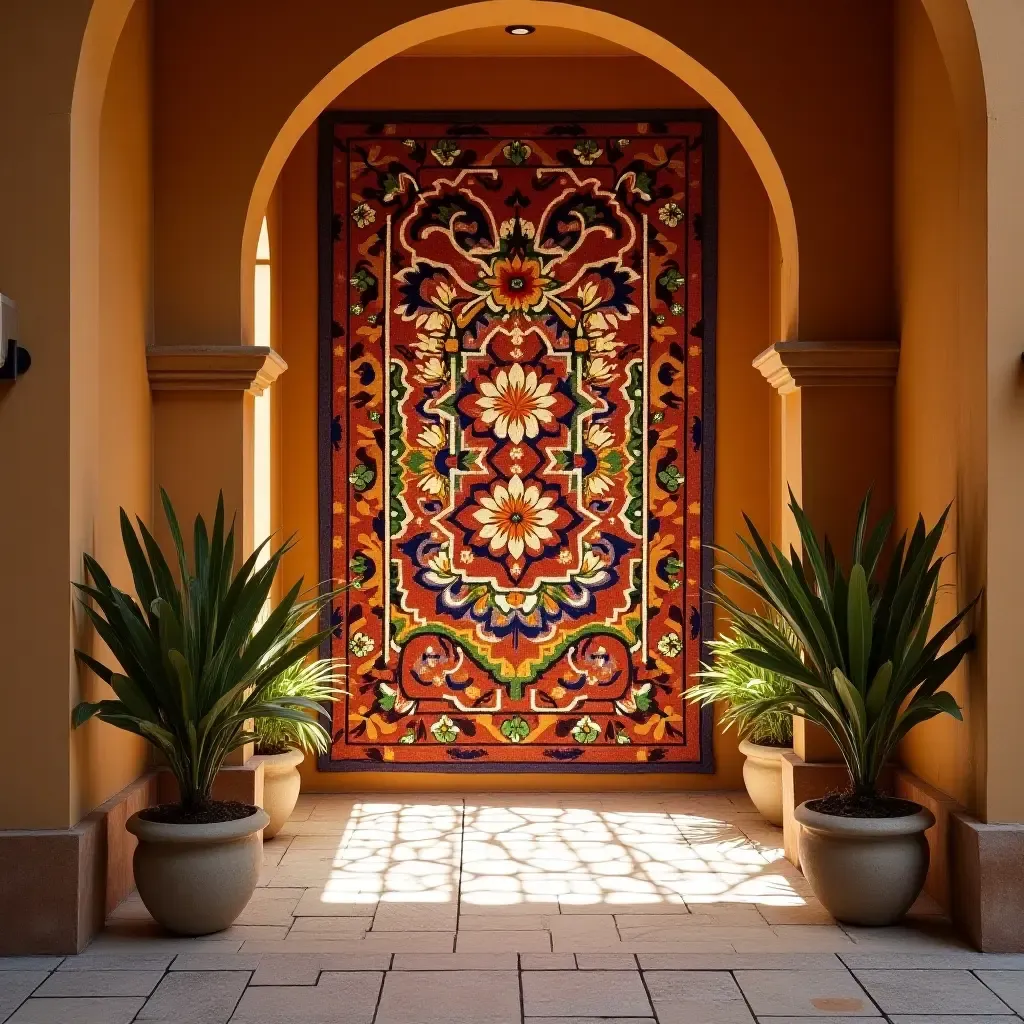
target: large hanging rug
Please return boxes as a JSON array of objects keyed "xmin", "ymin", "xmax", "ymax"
[{"xmin": 319, "ymin": 114, "xmax": 715, "ymax": 772}]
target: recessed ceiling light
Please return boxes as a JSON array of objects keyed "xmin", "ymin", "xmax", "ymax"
[{"xmin": 505, "ymin": 24, "xmax": 535, "ymax": 36}]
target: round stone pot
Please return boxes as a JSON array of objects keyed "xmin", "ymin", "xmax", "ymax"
[
  {"xmin": 259, "ymin": 747, "xmax": 305, "ymax": 840},
  {"xmin": 795, "ymin": 800, "xmax": 935, "ymax": 926},
  {"xmin": 738, "ymin": 739, "xmax": 791, "ymax": 827},
  {"xmin": 126, "ymin": 807, "xmax": 269, "ymax": 935}
]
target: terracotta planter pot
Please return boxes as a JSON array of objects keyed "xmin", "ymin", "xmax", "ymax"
[
  {"xmin": 795, "ymin": 800, "xmax": 934, "ymax": 926},
  {"xmin": 259, "ymin": 747, "xmax": 305, "ymax": 839},
  {"xmin": 126, "ymin": 807, "xmax": 269, "ymax": 935},
  {"xmin": 738, "ymin": 739, "xmax": 791, "ymax": 826}
]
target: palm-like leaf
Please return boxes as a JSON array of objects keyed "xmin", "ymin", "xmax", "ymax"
[
  {"xmin": 687, "ymin": 617, "xmax": 796, "ymax": 746},
  {"xmin": 72, "ymin": 491, "xmax": 343, "ymax": 809},
  {"xmin": 253, "ymin": 655, "xmax": 346, "ymax": 755},
  {"xmin": 710, "ymin": 489, "xmax": 979, "ymax": 798}
]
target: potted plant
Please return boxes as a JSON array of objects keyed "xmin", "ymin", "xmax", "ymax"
[
  {"xmin": 688, "ymin": 621, "xmax": 795, "ymax": 826},
  {"xmin": 254, "ymin": 655, "xmax": 343, "ymax": 839},
  {"xmin": 72, "ymin": 492, "xmax": 335, "ymax": 935},
  {"xmin": 711, "ymin": 491, "xmax": 978, "ymax": 926}
]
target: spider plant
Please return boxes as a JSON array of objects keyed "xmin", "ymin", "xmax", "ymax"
[
  {"xmin": 71, "ymin": 490, "xmax": 338, "ymax": 811},
  {"xmin": 688, "ymin": 620, "xmax": 795, "ymax": 747},
  {"xmin": 254, "ymin": 655, "xmax": 345, "ymax": 755},
  {"xmin": 710, "ymin": 489, "xmax": 978, "ymax": 803}
]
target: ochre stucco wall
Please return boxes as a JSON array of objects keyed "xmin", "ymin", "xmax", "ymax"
[
  {"xmin": 150, "ymin": 0, "xmax": 894, "ymax": 351},
  {"xmin": 74, "ymin": 0, "xmax": 155, "ymax": 817},
  {"xmin": 274, "ymin": 53, "xmax": 772, "ymax": 791},
  {"xmin": 893, "ymin": 0, "xmax": 976, "ymax": 810}
]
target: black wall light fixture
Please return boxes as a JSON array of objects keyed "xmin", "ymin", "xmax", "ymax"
[{"xmin": 0, "ymin": 294, "xmax": 30, "ymax": 381}]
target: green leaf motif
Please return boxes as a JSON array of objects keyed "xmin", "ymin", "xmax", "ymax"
[
  {"xmin": 398, "ymin": 729, "xmax": 417, "ymax": 744},
  {"xmin": 350, "ymin": 267, "xmax": 376, "ymax": 293},
  {"xmin": 349, "ymin": 463, "xmax": 375, "ymax": 492},
  {"xmin": 658, "ymin": 465, "xmax": 683, "ymax": 493},
  {"xmin": 500, "ymin": 716, "xmax": 530, "ymax": 743},
  {"xmin": 658, "ymin": 268, "xmax": 685, "ymax": 292},
  {"xmin": 430, "ymin": 715, "xmax": 459, "ymax": 744},
  {"xmin": 571, "ymin": 715, "xmax": 600, "ymax": 744}
]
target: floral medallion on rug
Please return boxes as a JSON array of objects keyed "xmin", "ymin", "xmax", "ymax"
[{"xmin": 319, "ymin": 114, "xmax": 715, "ymax": 771}]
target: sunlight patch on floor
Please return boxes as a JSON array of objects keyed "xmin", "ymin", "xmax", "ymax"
[{"xmin": 295, "ymin": 797, "xmax": 806, "ymax": 910}]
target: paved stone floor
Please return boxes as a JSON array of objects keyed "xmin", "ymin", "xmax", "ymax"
[{"xmin": 3, "ymin": 792, "xmax": 1024, "ymax": 1022}]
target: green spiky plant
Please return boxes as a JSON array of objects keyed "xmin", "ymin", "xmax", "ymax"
[
  {"xmin": 71, "ymin": 491, "xmax": 338, "ymax": 812},
  {"xmin": 710, "ymin": 489, "xmax": 978, "ymax": 805},
  {"xmin": 254, "ymin": 655, "xmax": 345, "ymax": 756},
  {"xmin": 688, "ymin": 618, "xmax": 795, "ymax": 747}
]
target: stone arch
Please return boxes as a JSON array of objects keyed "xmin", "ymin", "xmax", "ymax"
[{"xmin": 238, "ymin": 0, "xmax": 802, "ymax": 350}]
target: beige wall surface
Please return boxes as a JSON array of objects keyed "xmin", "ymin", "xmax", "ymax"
[{"xmin": 275, "ymin": 54, "xmax": 772, "ymax": 791}]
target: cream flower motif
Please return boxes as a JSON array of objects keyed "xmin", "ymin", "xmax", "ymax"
[
  {"xmin": 415, "ymin": 356, "xmax": 447, "ymax": 386},
  {"xmin": 417, "ymin": 423, "xmax": 447, "ymax": 450},
  {"xmin": 476, "ymin": 363, "xmax": 556, "ymax": 444},
  {"xmin": 657, "ymin": 632, "xmax": 683, "ymax": 659},
  {"xmin": 558, "ymin": 549, "xmax": 573, "ymax": 564},
  {"xmin": 499, "ymin": 217, "xmax": 536, "ymax": 239},
  {"xmin": 585, "ymin": 356, "xmax": 616, "ymax": 386},
  {"xmin": 659, "ymin": 202, "xmax": 684, "ymax": 228},
  {"xmin": 585, "ymin": 423, "xmax": 616, "ymax": 497},
  {"xmin": 351, "ymin": 203, "xmax": 375, "ymax": 228},
  {"xmin": 472, "ymin": 475, "xmax": 558, "ymax": 561},
  {"xmin": 349, "ymin": 631, "xmax": 375, "ymax": 657}
]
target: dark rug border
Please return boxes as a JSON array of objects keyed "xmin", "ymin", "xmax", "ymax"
[{"xmin": 317, "ymin": 109, "xmax": 718, "ymax": 775}]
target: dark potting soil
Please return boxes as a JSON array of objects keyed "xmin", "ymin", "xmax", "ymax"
[
  {"xmin": 138, "ymin": 800, "xmax": 258, "ymax": 825},
  {"xmin": 256, "ymin": 742, "xmax": 292, "ymax": 756},
  {"xmin": 808, "ymin": 793, "xmax": 921, "ymax": 818}
]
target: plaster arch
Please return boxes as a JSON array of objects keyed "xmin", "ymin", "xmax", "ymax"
[{"xmin": 239, "ymin": 0, "xmax": 800, "ymax": 352}]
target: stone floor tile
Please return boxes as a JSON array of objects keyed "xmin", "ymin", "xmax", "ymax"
[
  {"xmin": 558, "ymin": 899, "xmax": 690, "ymax": 915},
  {"xmin": 6, "ymin": 997, "xmax": 145, "ymax": 1023},
  {"xmin": 375, "ymin": 969, "xmax": 520, "ymax": 1024},
  {"xmin": 286, "ymin": 917, "xmax": 372, "ymax": 937},
  {"xmin": 976, "ymin": 971, "xmax": 1024, "ymax": 1013},
  {"xmin": 0, "ymin": 973, "xmax": 49, "ymax": 1019},
  {"xmin": 549, "ymin": 915, "xmax": 619, "ymax": 952},
  {"xmin": 757, "ymin": 903, "xmax": 836, "ymax": 925},
  {"xmin": 170, "ymin": 953, "xmax": 264, "ymax": 971},
  {"xmin": 58, "ymin": 953, "xmax": 175, "ymax": 971},
  {"xmin": 527, "ymin": 1016, "xmax": 655, "ymax": 1024},
  {"xmin": 734, "ymin": 969, "xmax": 875, "ymax": 1016},
  {"xmin": 853, "ymin": 968, "xmax": 1014, "ymax": 1015},
  {"xmin": 136, "ymin": 971, "xmax": 250, "ymax": 1023},
  {"xmin": 292, "ymin": 890, "xmax": 379, "ymax": 916},
  {"xmin": 755, "ymin": 1018, "xmax": 882, "ymax": 1023},
  {"xmin": 574, "ymin": 953, "xmax": 638, "ymax": 970},
  {"xmin": 250, "ymin": 953, "xmax": 390, "ymax": 984},
  {"xmin": 454, "ymin": 930, "xmax": 551, "ymax": 952},
  {"xmin": 33, "ymin": 970, "xmax": 162, "ymax": 997},
  {"xmin": 638, "ymin": 953, "xmax": 843, "ymax": 971},
  {"xmin": 371, "ymin": 902, "xmax": 458, "ymax": 932},
  {"xmin": 644, "ymin": 970, "xmax": 755, "ymax": 1024},
  {"xmin": 354, "ymin": 931, "xmax": 455, "ymax": 953},
  {"xmin": 0, "ymin": 960, "xmax": 62, "ymax": 972},
  {"xmin": 841, "ymin": 952, "xmax": 1024, "ymax": 970},
  {"xmin": 841, "ymin": 922, "xmax": 970, "ymax": 952},
  {"xmin": 888, "ymin": 1018, "xmax": 1018, "ymax": 1024},
  {"xmin": 392, "ymin": 952, "xmax": 518, "ymax": 970},
  {"xmin": 521, "ymin": 954, "xmax": 577, "ymax": 971},
  {"xmin": 522, "ymin": 969, "xmax": 651, "ymax": 1018},
  {"xmin": 234, "ymin": 888, "xmax": 303, "ymax": 926},
  {"xmin": 230, "ymin": 972, "xmax": 383, "ymax": 1024},
  {"xmin": 459, "ymin": 914, "xmax": 554, "ymax": 931}
]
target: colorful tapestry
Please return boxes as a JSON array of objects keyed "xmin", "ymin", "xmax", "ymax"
[{"xmin": 319, "ymin": 115, "xmax": 715, "ymax": 772}]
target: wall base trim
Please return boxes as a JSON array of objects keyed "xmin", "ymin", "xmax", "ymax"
[
  {"xmin": 951, "ymin": 814, "xmax": 1024, "ymax": 952},
  {"xmin": 0, "ymin": 761, "xmax": 263, "ymax": 955}
]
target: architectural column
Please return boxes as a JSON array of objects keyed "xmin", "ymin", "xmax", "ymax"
[{"xmin": 753, "ymin": 340, "xmax": 899, "ymax": 864}]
